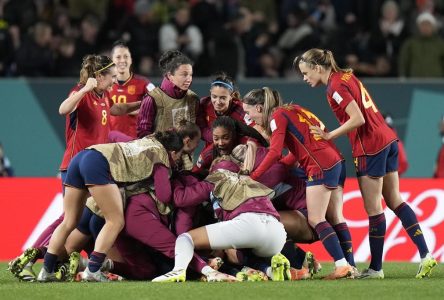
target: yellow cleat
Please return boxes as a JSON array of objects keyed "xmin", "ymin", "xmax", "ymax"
[
  {"xmin": 416, "ymin": 255, "xmax": 438, "ymax": 279},
  {"xmin": 271, "ymin": 253, "xmax": 291, "ymax": 281}
]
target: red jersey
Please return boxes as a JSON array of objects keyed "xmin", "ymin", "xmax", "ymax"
[
  {"xmin": 198, "ymin": 97, "xmax": 251, "ymax": 144},
  {"xmin": 60, "ymin": 85, "xmax": 111, "ymax": 170},
  {"xmin": 109, "ymin": 74, "xmax": 149, "ymax": 138},
  {"xmin": 327, "ymin": 72, "xmax": 397, "ymax": 157},
  {"xmin": 251, "ymin": 104, "xmax": 342, "ymax": 180}
]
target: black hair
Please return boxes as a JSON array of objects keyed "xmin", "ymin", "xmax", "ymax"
[
  {"xmin": 158, "ymin": 50, "xmax": 193, "ymax": 76},
  {"xmin": 211, "ymin": 116, "xmax": 268, "ymax": 159},
  {"xmin": 111, "ymin": 40, "xmax": 130, "ymax": 55},
  {"xmin": 176, "ymin": 119, "xmax": 201, "ymax": 140},
  {"xmin": 154, "ymin": 130, "xmax": 184, "ymax": 152},
  {"xmin": 210, "ymin": 71, "xmax": 240, "ymax": 99}
]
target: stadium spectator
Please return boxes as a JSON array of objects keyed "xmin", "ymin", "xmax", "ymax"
[
  {"xmin": 122, "ymin": 0, "xmax": 161, "ymax": 76},
  {"xmin": 207, "ymin": 10, "xmax": 248, "ymax": 79},
  {"xmin": 296, "ymin": 48, "xmax": 437, "ymax": 279},
  {"xmin": 0, "ymin": 1, "xmax": 14, "ymax": 76},
  {"xmin": 1, "ymin": 1, "xmax": 444, "ymax": 78},
  {"xmin": 74, "ymin": 14, "xmax": 101, "ymax": 62},
  {"xmin": 54, "ymin": 37, "xmax": 78, "ymax": 77},
  {"xmin": 15, "ymin": 21, "xmax": 54, "ymax": 76},
  {"xmin": 398, "ymin": 12, "xmax": 444, "ymax": 77},
  {"xmin": 348, "ymin": 0, "xmax": 409, "ymax": 77},
  {"xmin": 66, "ymin": 0, "xmax": 110, "ymax": 23},
  {"xmin": 159, "ymin": 3, "xmax": 203, "ymax": 61}
]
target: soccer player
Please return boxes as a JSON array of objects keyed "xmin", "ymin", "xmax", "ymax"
[
  {"xmin": 296, "ymin": 48, "xmax": 437, "ymax": 279},
  {"xmin": 9, "ymin": 54, "xmax": 122, "ymax": 281},
  {"xmin": 230, "ymin": 142, "xmax": 325, "ymax": 279},
  {"xmin": 137, "ymin": 50, "xmax": 200, "ymax": 138},
  {"xmin": 152, "ymin": 158, "xmax": 288, "ymax": 282},
  {"xmin": 36, "ymin": 130, "xmax": 185, "ymax": 282},
  {"xmin": 242, "ymin": 87, "xmax": 354, "ymax": 280},
  {"xmin": 193, "ymin": 116, "xmax": 268, "ymax": 176},
  {"xmin": 198, "ymin": 72, "xmax": 250, "ymax": 145},
  {"xmin": 109, "ymin": 40, "xmax": 152, "ymax": 138}
]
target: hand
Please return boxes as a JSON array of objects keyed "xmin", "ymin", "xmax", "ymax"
[
  {"xmin": 238, "ymin": 174, "xmax": 250, "ymax": 181},
  {"xmin": 309, "ymin": 125, "xmax": 330, "ymax": 140},
  {"xmin": 82, "ymin": 78, "xmax": 98, "ymax": 92}
]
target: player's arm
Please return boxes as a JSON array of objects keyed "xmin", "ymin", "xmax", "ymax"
[
  {"xmin": 279, "ymin": 152, "xmax": 298, "ymax": 167},
  {"xmin": 59, "ymin": 78, "xmax": 96, "ymax": 115},
  {"xmin": 137, "ymin": 95, "xmax": 156, "ymax": 138},
  {"xmin": 251, "ymin": 114, "xmax": 286, "ymax": 180},
  {"xmin": 311, "ymin": 100, "xmax": 364, "ymax": 141},
  {"xmin": 110, "ymin": 101, "xmax": 141, "ymax": 116}
]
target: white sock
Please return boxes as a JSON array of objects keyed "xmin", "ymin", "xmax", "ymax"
[
  {"xmin": 80, "ymin": 257, "xmax": 89, "ymax": 271},
  {"xmin": 266, "ymin": 267, "xmax": 272, "ymax": 279},
  {"xmin": 201, "ymin": 265, "xmax": 215, "ymax": 276},
  {"xmin": 422, "ymin": 253, "xmax": 433, "ymax": 262},
  {"xmin": 173, "ymin": 233, "xmax": 195, "ymax": 271},
  {"xmin": 334, "ymin": 258, "xmax": 348, "ymax": 267}
]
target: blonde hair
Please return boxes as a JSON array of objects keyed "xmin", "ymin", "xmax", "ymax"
[
  {"xmin": 242, "ymin": 87, "xmax": 283, "ymax": 136},
  {"xmin": 294, "ymin": 48, "xmax": 352, "ymax": 73},
  {"xmin": 230, "ymin": 141, "xmax": 257, "ymax": 174}
]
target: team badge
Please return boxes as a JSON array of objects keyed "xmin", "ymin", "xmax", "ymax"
[
  {"xmin": 332, "ymin": 91, "xmax": 343, "ymax": 104},
  {"xmin": 270, "ymin": 119, "xmax": 277, "ymax": 132},
  {"xmin": 128, "ymin": 85, "xmax": 136, "ymax": 95}
]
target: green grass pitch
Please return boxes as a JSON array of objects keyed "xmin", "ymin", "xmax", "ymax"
[{"xmin": 0, "ymin": 262, "xmax": 442, "ymax": 300}]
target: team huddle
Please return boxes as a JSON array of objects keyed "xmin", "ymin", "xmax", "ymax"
[{"xmin": 8, "ymin": 42, "xmax": 438, "ymax": 283}]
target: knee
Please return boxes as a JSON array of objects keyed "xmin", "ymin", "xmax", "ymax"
[
  {"xmin": 326, "ymin": 214, "xmax": 344, "ymax": 226},
  {"xmin": 363, "ymin": 200, "xmax": 383, "ymax": 215},
  {"xmin": 116, "ymin": 217, "xmax": 125, "ymax": 232},
  {"xmin": 60, "ymin": 219, "xmax": 77, "ymax": 233},
  {"xmin": 177, "ymin": 232, "xmax": 195, "ymax": 246},
  {"xmin": 107, "ymin": 215, "xmax": 125, "ymax": 232},
  {"xmin": 307, "ymin": 217, "xmax": 322, "ymax": 228}
]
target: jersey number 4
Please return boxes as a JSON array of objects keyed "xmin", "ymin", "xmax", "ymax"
[{"xmin": 359, "ymin": 82, "xmax": 378, "ymax": 113}]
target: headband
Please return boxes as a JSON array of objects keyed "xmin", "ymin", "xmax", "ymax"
[
  {"xmin": 211, "ymin": 80, "xmax": 234, "ymax": 91},
  {"xmin": 94, "ymin": 62, "xmax": 115, "ymax": 74}
]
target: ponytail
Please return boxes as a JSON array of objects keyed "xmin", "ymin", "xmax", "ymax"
[{"xmin": 294, "ymin": 48, "xmax": 352, "ymax": 73}]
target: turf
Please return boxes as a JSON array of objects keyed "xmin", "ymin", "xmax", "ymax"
[{"xmin": 0, "ymin": 262, "xmax": 442, "ymax": 300}]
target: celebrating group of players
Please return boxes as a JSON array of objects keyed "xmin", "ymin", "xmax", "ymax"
[{"xmin": 8, "ymin": 42, "xmax": 437, "ymax": 283}]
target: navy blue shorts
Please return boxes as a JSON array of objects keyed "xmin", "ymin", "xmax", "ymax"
[
  {"xmin": 77, "ymin": 207, "xmax": 105, "ymax": 240},
  {"xmin": 60, "ymin": 170, "xmax": 67, "ymax": 195},
  {"xmin": 355, "ymin": 141, "xmax": 399, "ymax": 178},
  {"xmin": 306, "ymin": 161, "xmax": 346, "ymax": 189},
  {"xmin": 64, "ymin": 150, "xmax": 114, "ymax": 189}
]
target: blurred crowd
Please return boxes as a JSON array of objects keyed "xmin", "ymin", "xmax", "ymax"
[{"xmin": 1, "ymin": 0, "xmax": 444, "ymax": 79}]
